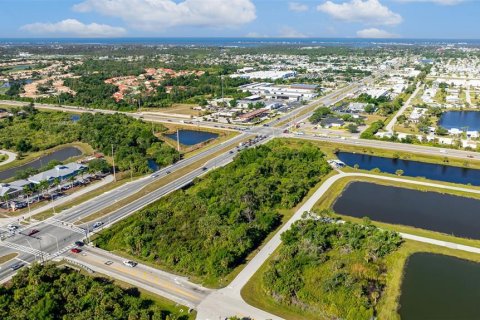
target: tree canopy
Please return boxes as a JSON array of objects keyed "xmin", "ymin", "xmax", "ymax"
[
  {"xmin": 96, "ymin": 140, "xmax": 332, "ymax": 284},
  {"xmin": 0, "ymin": 263, "xmax": 191, "ymax": 320},
  {"xmin": 262, "ymin": 217, "xmax": 402, "ymax": 320}
]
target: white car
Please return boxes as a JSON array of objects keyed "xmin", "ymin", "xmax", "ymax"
[
  {"xmin": 123, "ymin": 260, "xmax": 137, "ymax": 268},
  {"xmin": 7, "ymin": 224, "xmax": 18, "ymax": 231},
  {"xmin": 92, "ymin": 221, "xmax": 104, "ymax": 229}
]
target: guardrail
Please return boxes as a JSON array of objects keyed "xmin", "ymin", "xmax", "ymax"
[{"xmin": 63, "ymin": 257, "xmax": 94, "ymax": 274}]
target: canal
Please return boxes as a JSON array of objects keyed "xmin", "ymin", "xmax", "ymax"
[
  {"xmin": 0, "ymin": 146, "xmax": 82, "ymax": 181},
  {"xmin": 333, "ymin": 181, "xmax": 480, "ymax": 239},
  {"xmin": 165, "ymin": 130, "xmax": 219, "ymax": 146},
  {"xmin": 438, "ymin": 110, "xmax": 480, "ymax": 131},
  {"xmin": 336, "ymin": 151, "xmax": 480, "ymax": 185},
  {"xmin": 400, "ymin": 253, "xmax": 480, "ymax": 319}
]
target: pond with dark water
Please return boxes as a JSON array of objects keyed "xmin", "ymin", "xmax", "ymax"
[
  {"xmin": 438, "ymin": 110, "xmax": 480, "ymax": 131},
  {"xmin": 0, "ymin": 146, "xmax": 82, "ymax": 181},
  {"xmin": 400, "ymin": 253, "xmax": 480, "ymax": 319},
  {"xmin": 165, "ymin": 130, "xmax": 218, "ymax": 146},
  {"xmin": 336, "ymin": 151, "xmax": 480, "ymax": 186},
  {"xmin": 333, "ymin": 181, "xmax": 480, "ymax": 239}
]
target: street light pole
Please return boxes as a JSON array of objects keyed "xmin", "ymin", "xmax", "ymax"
[{"xmin": 111, "ymin": 144, "xmax": 116, "ymax": 182}]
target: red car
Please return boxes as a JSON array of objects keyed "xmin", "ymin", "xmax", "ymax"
[
  {"xmin": 27, "ymin": 229, "xmax": 39, "ymax": 236},
  {"xmin": 71, "ymin": 248, "xmax": 82, "ymax": 254}
]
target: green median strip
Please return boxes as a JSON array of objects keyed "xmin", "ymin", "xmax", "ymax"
[
  {"xmin": 74, "ymin": 137, "xmax": 251, "ymax": 225},
  {"xmin": 0, "ymin": 253, "xmax": 18, "ymax": 265}
]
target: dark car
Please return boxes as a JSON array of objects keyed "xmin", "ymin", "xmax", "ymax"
[
  {"xmin": 10, "ymin": 263, "xmax": 24, "ymax": 271},
  {"xmin": 27, "ymin": 229, "xmax": 39, "ymax": 236},
  {"xmin": 202, "ymin": 167, "xmax": 208, "ymax": 171},
  {"xmin": 74, "ymin": 241, "xmax": 84, "ymax": 247}
]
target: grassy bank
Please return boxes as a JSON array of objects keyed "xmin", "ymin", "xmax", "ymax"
[
  {"xmin": 314, "ymin": 175, "xmax": 480, "ymax": 248},
  {"xmin": 0, "ymin": 142, "xmax": 92, "ymax": 173},
  {"xmin": 242, "ymin": 238, "xmax": 480, "ymax": 320},
  {"xmin": 287, "ymin": 138, "xmax": 480, "ymax": 170}
]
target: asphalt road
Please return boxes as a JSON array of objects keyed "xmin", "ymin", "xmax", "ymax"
[
  {"xmin": 196, "ymin": 171, "xmax": 480, "ymax": 320},
  {"xmin": 66, "ymin": 246, "xmax": 211, "ymax": 309}
]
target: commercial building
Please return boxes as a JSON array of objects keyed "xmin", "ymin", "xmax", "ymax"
[{"xmin": 28, "ymin": 163, "xmax": 87, "ymax": 184}]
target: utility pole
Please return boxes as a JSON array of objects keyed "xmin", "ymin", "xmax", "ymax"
[
  {"xmin": 111, "ymin": 144, "xmax": 116, "ymax": 181},
  {"xmin": 176, "ymin": 130, "xmax": 180, "ymax": 152},
  {"xmin": 130, "ymin": 162, "xmax": 133, "ymax": 181},
  {"xmin": 221, "ymin": 75, "xmax": 225, "ymax": 104}
]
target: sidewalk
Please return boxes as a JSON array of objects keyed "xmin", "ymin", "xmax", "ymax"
[{"xmin": 0, "ymin": 150, "xmax": 17, "ymax": 167}]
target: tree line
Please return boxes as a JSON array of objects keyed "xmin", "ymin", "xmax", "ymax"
[
  {"xmin": 262, "ymin": 216, "xmax": 402, "ymax": 320},
  {"xmin": 96, "ymin": 140, "xmax": 332, "ymax": 284},
  {"xmin": 0, "ymin": 263, "xmax": 191, "ymax": 320}
]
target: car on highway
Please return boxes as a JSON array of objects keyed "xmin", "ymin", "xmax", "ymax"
[
  {"xmin": 10, "ymin": 263, "xmax": 24, "ymax": 271},
  {"xmin": 123, "ymin": 260, "xmax": 137, "ymax": 268},
  {"xmin": 7, "ymin": 224, "xmax": 18, "ymax": 231},
  {"xmin": 71, "ymin": 248, "xmax": 82, "ymax": 254},
  {"xmin": 202, "ymin": 167, "xmax": 208, "ymax": 171},
  {"xmin": 93, "ymin": 221, "xmax": 104, "ymax": 229},
  {"xmin": 165, "ymin": 170, "xmax": 171, "ymax": 175},
  {"xmin": 105, "ymin": 260, "xmax": 114, "ymax": 266},
  {"xmin": 26, "ymin": 229, "xmax": 39, "ymax": 236},
  {"xmin": 74, "ymin": 241, "xmax": 84, "ymax": 247}
]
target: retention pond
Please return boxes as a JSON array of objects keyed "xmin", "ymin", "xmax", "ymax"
[
  {"xmin": 336, "ymin": 151, "xmax": 480, "ymax": 186},
  {"xmin": 0, "ymin": 146, "xmax": 82, "ymax": 181},
  {"xmin": 165, "ymin": 130, "xmax": 218, "ymax": 146},
  {"xmin": 400, "ymin": 253, "xmax": 480, "ymax": 319},
  {"xmin": 333, "ymin": 181, "xmax": 480, "ymax": 239},
  {"xmin": 438, "ymin": 110, "xmax": 480, "ymax": 131}
]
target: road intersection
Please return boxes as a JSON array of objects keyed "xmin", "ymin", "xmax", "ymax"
[{"xmin": 2, "ymin": 66, "xmax": 480, "ymax": 319}]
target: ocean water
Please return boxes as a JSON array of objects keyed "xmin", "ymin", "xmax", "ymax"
[{"xmin": 1, "ymin": 37, "xmax": 480, "ymax": 47}]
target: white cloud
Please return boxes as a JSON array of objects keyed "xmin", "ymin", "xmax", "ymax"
[
  {"xmin": 395, "ymin": 0, "xmax": 463, "ymax": 5},
  {"xmin": 289, "ymin": 2, "xmax": 309, "ymax": 12},
  {"xmin": 74, "ymin": 0, "xmax": 256, "ymax": 30},
  {"xmin": 20, "ymin": 19, "xmax": 126, "ymax": 37},
  {"xmin": 356, "ymin": 28, "xmax": 398, "ymax": 38},
  {"xmin": 278, "ymin": 26, "xmax": 307, "ymax": 38},
  {"xmin": 317, "ymin": 0, "xmax": 402, "ymax": 26},
  {"xmin": 245, "ymin": 32, "xmax": 269, "ymax": 38}
]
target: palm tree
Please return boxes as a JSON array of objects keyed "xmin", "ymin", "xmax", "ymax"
[
  {"xmin": 68, "ymin": 176, "xmax": 75, "ymax": 188},
  {"xmin": 38, "ymin": 180, "xmax": 49, "ymax": 198},
  {"xmin": 53, "ymin": 177, "xmax": 61, "ymax": 193},
  {"xmin": 23, "ymin": 184, "xmax": 33, "ymax": 219}
]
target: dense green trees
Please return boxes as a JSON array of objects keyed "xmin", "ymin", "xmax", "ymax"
[
  {"xmin": 262, "ymin": 217, "xmax": 402, "ymax": 320},
  {"xmin": 0, "ymin": 108, "xmax": 79, "ymax": 152},
  {"xmin": 0, "ymin": 263, "xmax": 190, "ymax": 320},
  {"xmin": 78, "ymin": 113, "xmax": 179, "ymax": 174},
  {"xmin": 96, "ymin": 141, "xmax": 332, "ymax": 283},
  {"xmin": 0, "ymin": 109, "xmax": 178, "ymax": 174},
  {"xmin": 360, "ymin": 120, "xmax": 385, "ymax": 139},
  {"xmin": 309, "ymin": 107, "xmax": 332, "ymax": 124}
]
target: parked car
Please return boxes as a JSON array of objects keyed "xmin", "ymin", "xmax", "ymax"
[
  {"xmin": 71, "ymin": 248, "xmax": 82, "ymax": 254},
  {"xmin": 123, "ymin": 260, "xmax": 137, "ymax": 268},
  {"xmin": 26, "ymin": 229, "xmax": 39, "ymax": 236}
]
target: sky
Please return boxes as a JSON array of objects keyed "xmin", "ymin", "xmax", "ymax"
[{"xmin": 0, "ymin": 0, "xmax": 479, "ymax": 39}]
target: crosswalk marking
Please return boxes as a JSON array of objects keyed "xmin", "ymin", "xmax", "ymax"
[
  {"xmin": 0, "ymin": 241, "xmax": 48, "ymax": 257},
  {"xmin": 44, "ymin": 219, "xmax": 86, "ymax": 234}
]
